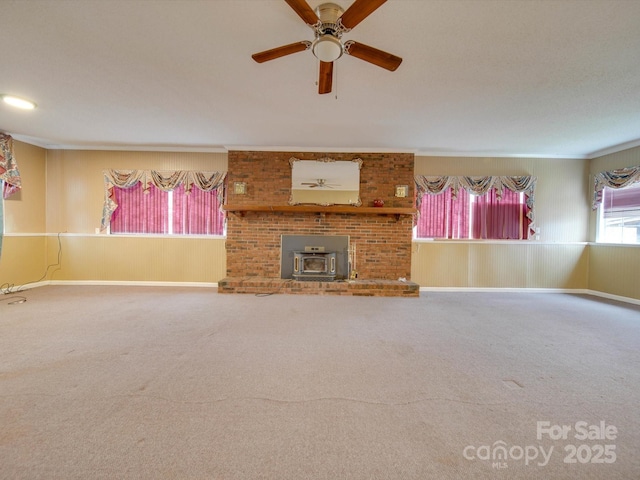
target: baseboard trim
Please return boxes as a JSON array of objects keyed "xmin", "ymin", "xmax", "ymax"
[
  {"xmin": 585, "ymin": 289, "xmax": 640, "ymax": 306},
  {"xmin": 0, "ymin": 281, "xmax": 50, "ymax": 294},
  {"xmin": 419, "ymin": 286, "xmax": 640, "ymax": 306},
  {"xmin": 419, "ymin": 287, "xmax": 588, "ymax": 294},
  {"xmin": 6, "ymin": 282, "xmax": 638, "ymax": 305},
  {"xmin": 48, "ymin": 280, "xmax": 218, "ymax": 289}
]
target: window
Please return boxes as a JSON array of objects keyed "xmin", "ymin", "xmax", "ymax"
[
  {"xmin": 593, "ymin": 165, "xmax": 640, "ymax": 245},
  {"xmin": 416, "ymin": 188, "xmax": 529, "ymax": 240},
  {"xmin": 598, "ymin": 181, "xmax": 640, "ymax": 244},
  {"xmin": 471, "ymin": 189, "xmax": 528, "ymax": 240},
  {"xmin": 414, "ymin": 175, "xmax": 536, "ymax": 240},
  {"xmin": 110, "ymin": 183, "xmax": 224, "ymax": 235},
  {"xmin": 111, "ymin": 182, "xmax": 169, "ymax": 234},
  {"xmin": 416, "ymin": 186, "xmax": 471, "ymax": 239},
  {"xmin": 101, "ymin": 170, "xmax": 226, "ymax": 235},
  {"xmin": 171, "ymin": 184, "xmax": 225, "ymax": 235}
]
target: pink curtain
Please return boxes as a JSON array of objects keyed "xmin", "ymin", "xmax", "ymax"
[
  {"xmin": 417, "ymin": 188, "xmax": 530, "ymax": 239},
  {"xmin": 416, "ymin": 188, "xmax": 471, "ymax": 238},
  {"xmin": 111, "ymin": 182, "xmax": 169, "ymax": 234},
  {"xmin": 172, "ymin": 184, "xmax": 224, "ymax": 234},
  {"xmin": 0, "ymin": 133, "xmax": 21, "ymax": 199},
  {"xmin": 472, "ymin": 189, "xmax": 527, "ymax": 239}
]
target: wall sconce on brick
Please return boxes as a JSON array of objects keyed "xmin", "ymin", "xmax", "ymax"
[
  {"xmin": 395, "ymin": 185, "xmax": 409, "ymax": 198},
  {"xmin": 233, "ymin": 182, "xmax": 247, "ymax": 195}
]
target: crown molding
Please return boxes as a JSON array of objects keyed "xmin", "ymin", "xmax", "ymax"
[
  {"xmin": 227, "ymin": 145, "xmax": 416, "ymax": 154},
  {"xmin": 47, "ymin": 144, "xmax": 228, "ymax": 153},
  {"xmin": 9, "ymin": 134, "xmax": 227, "ymax": 153},
  {"xmin": 9, "ymin": 134, "xmax": 640, "ymax": 159},
  {"xmin": 587, "ymin": 137, "xmax": 640, "ymax": 159},
  {"xmin": 414, "ymin": 150, "xmax": 586, "ymax": 159}
]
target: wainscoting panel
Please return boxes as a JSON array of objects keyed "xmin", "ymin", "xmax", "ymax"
[
  {"xmin": 43, "ymin": 235, "xmax": 227, "ymax": 284},
  {"xmin": 411, "ymin": 241, "xmax": 589, "ymax": 290},
  {"xmin": 468, "ymin": 243, "xmax": 529, "ymax": 288},
  {"xmin": 0, "ymin": 234, "xmax": 47, "ymax": 288},
  {"xmin": 525, "ymin": 243, "xmax": 589, "ymax": 289},
  {"xmin": 411, "ymin": 242, "xmax": 470, "ymax": 287},
  {"xmin": 589, "ymin": 244, "xmax": 640, "ymax": 300}
]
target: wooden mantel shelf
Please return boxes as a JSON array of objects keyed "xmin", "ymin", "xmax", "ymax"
[{"xmin": 223, "ymin": 205, "xmax": 416, "ymax": 218}]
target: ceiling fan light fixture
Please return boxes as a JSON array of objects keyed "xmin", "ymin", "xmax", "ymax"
[
  {"xmin": 1, "ymin": 94, "xmax": 37, "ymax": 110},
  {"xmin": 252, "ymin": 0, "xmax": 402, "ymax": 94},
  {"xmin": 312, "ymin": 35, "xmax": 343, "ymax": 62}
]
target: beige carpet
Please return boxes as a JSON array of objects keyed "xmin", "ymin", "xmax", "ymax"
[{"xmin": 1, "ymin": 286, "xmax": 639, "ymax": 479}]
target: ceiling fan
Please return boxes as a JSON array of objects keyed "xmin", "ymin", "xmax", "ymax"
[
  {"xmin": 252, "ymin": 0, "xmax": 402, "ymax": 94},
  {"xmin": 301, "ymin": 179, "xmax": 339, "ymax": 188}
]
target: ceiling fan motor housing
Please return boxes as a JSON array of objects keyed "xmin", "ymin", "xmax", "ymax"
[
  {"xmin": 312, "ymin": 3, "xmax": 346, "ymax": 62},
  {"xmin": 315, "ymin": 3, "xmax": 344, "ymax": 32}
]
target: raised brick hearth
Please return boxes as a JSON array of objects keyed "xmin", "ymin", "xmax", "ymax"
[
  {"xmin": 218, "ymin": 277, "xmax": 420, "ymax": 297},
  {"xmin": 223, "ymin": 151, "xmax": 416, "ymax": 296}
]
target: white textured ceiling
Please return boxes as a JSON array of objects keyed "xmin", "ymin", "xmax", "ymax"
[{"xmin": 2, "ymin": 0, "xmax": 640, "ymax": 158}]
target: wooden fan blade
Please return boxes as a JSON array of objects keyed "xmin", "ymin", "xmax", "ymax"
[
  {"xmin": 284, "ymin": 0, "xmax": 319, "ymax": 25},
  {"xmin": 252, "ymin": 41, "xmax": 310, "ymax": 63},
  {"xmin": 339, "ymin": 0, "xmax": 387, "ymax": 29},
  {"xmin": 344, "ymin": 41, "xmax": 402, "ymax": 71},
  {"xmin": 318, "ymin": 61, "xmax": 333, "ymax": 94}
]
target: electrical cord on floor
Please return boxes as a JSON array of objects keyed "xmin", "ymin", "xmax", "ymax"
[
  {"xmin": 0, "ymin": 232, "xmax": 63, "ymax": 305},
  {"xmin": 0, "ymin": 289, "xmax": 26, "ymax": 304}
]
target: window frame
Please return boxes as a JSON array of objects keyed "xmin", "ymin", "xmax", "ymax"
[{"xmin": 596, "ymin": 181, "xmax": 640, "ymax": 245}]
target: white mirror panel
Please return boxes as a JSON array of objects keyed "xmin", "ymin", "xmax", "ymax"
[{"xmin": 289, "ymin": 157, "xmax": 362, "ymax": 206}]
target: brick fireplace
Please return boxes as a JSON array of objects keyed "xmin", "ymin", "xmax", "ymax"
[{"xmin": 220, "ymin": 151, "xmax": 418, "ymax": 296}]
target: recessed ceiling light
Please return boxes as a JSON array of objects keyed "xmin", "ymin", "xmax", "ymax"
[{"xmin": 1, "ymin": 94, "xmax": 37, "ymax": 110}]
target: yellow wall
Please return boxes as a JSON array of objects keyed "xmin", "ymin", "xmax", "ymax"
[
  {"xmin": 45, "ymin": 149, "xmax": 228, "ymax": 234},
  {"xmin": 411, "ymin": 155, "xmax": 592, "ymax": 291},
  {"xmin": 412, "ymin": 242, "xmax": 588, "ymax": 289},
  {"xmin": 2, "ymin": 141, "xmax": 638, "ymax": 300},
  {"xmin": 587, "ymin": 146, "xmax": 640, "ymax": 299},
  {"xmin": 589, "ymin": 244, "xmax": 640, "ymax": 300},
  {"xmin": 414, "ymin": 155, "xmax": 590, "ymax": 242},
  {"xmin": 0, "ymin": 235, "xmax": 48, "ymax": 289},
  {"xmin": 45, "ymin": 235, "xmax": 226, "ymax": 284},
  {"xmin": 2, "ymin": 146, "xmax": 228, "ymax": 287},
  {"xmin": 0, "ymin": 142, "xmax": 48, "ymax": 289}
]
